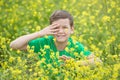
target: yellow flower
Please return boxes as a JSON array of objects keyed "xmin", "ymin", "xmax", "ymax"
[
  {"xmin": 12, "ymin": 69, "xmax": 22, "ymax": 75},
  {"xmin": 1, "ymin": 45, "xmax": 6, "ymax": 49},
  {"xmin": 27, "ymin": 53, "xmax": 34, "ymax": 58},
  {"xmin": 74, "ymin": 52, "xmax": 79, "ymax": 57},
  {"xmin": 35, "ymin": 26, "xmax": 41, "ymax": 31},
  {"xmin": 56, "ymin": 51, "xmax": 59, "ymax": 59},
  {"xmin": 47, "ymin": 64, "xmax": 52, "ymax": 68},
  {"xmin": 111, "ymin": 1, "xmax": 116, "ymax": 8},
  {"xmin": 102, "ymin": 15, "xmax": 110, "ymax": 22},
  {"xmin": 33, "ymin": 73, "xmax": 37, "ymax": 76},
  {"xmin": 44, "ymin": 45, "xmax": 50, "ymax": 49},
  {"xmin": 52, "ymin": 68, "xmax": 58, "ymax": 74},
  {"xmin": 79, "ymin": 35, "xmax": 83, "ymax": 42},
  {"xmin": 10, "ymin": 48, "xmax": 13, "ymax": 51},
  {"xmin": 111, "ymin": 36, "xmax": 116, "ymax": 41},
  {"xmin": 82, "ymin": 11, "xmax": 89, "ymax": 16},
  {"xmin": 32, "ymin": 28, "xmax": 35, "ymax": 32},
  {"xmin": 29, "ymin": 69, "xmax": 32, "ymax": 72},
  {"xmin": 65, "ymin": 47, "xmax": 69, "ymax": 52},
  {"xmin": 90, "ymin": 44, "xmax": 96, "ymax": 50},
  {"xmin": 9, "ymin": 56, "xmax": 15, "ymax": 63},
  {"xmin": 17, "ymin": 50, "xmax": 20, "ymax": 54},
  {"xmin": 36, "ymin": 61, "xmax": 41, "ymax": 66},
  {"xmin": 17, "ymin": 57, "xmax": 22, "ymax": 63},
  {"xmin": 41, "ymin": 58, "xmax": 46, "ymax": 63},
  {"xmin": 70, "ymin": 48, "xmax": 74, "ymax": 52}
]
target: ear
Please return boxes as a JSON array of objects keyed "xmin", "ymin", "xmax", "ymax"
[{"xmin": 71, "ymin": 26, "xmax": 74, "ymax": 34}]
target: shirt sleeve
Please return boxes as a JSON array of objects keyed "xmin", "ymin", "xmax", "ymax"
[
  {"xmin": 28, "ymin": 37, "xmax": 48, "ymax": 53},
  {"xmin": 76, "ymin": 42, "xmax": 91, "ymax": 56}
]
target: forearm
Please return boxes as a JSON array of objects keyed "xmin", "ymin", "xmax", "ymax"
[
  {"xmin": 10, "ymin": 31, "xmax": 43, "ymax": 49},
  {"xmin": 77, "ymin": 57, "xmax": 102, "ymax": 66}
]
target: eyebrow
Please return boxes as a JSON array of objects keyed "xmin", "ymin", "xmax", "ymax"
[{"xmin": 61, "ymin": 25, "xmax": 69, "ymax": 27}]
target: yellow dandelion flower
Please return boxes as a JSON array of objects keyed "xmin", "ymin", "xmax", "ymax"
[
  {"xmin": 82, "ymin": 11, "xmax": 89, "ymax": 16},
  {"xmin": 65, "ymin": 47, "xmax": 69, "ymax": 52},
  {"xmin": 52, "ymin": 68, "xmax": 58, "ymax": 74},
  {"xmin": 33, "ymin": 73, "xmax": 37, "ymax": 76},
  {"xmin": 41, "ymin": 58, "xmax": 46, "ymax": 63},
  {"xmin": 17, "ymin": 57, "xmax": 22, "ymax": 63},
  {"xmin": 36, "ymin": 61, "xmax": 41, "ymax": 66},
  {"xmin": 29, "ymin": 69, "xmax": 32, "ymax": 72},
  {"xmin": 74, "ymin": 52, "xmax": 79, "ymax": 57},
  {"xmin": 17, "ymin": 50, "xmax": 20, "ymax": 54},
  {"xmin": 111, "ymin": 36, "xmax": 116, "ymax": 41},
  {"xmin": 35, "ymin": 26, "xmax": 41, "ymax": 31},
  {"xmin": 56, "ymin": 51, "xmax": 59, "ymax": 59},
  {"xmin": 90, "ymin": 44, "xmax": 96, "ymax": 50},
  {"xmin": 9, "ymin": 56, "xmax": 15, "ymax": 63},
  {"xmin": 32, "ymin": 28, "xmax": 35, "ymax": 32},
  {"xmin": 70, "ymin": 48, "xmax": 74, "ymax": 52},
  {"xmin": 102, "ymin": 15, "xmax": 110, "ymax": 22},
  {"xmin": 10, "ymin": 48, "xmax": 13, "ymax": 51},
  {"xmin": 44, "ymin": 45, "xmax": 50, "ymax": 49},
  {"xmin": 1, "ymin": 45, "xmax": 6, "ymax": 49}
]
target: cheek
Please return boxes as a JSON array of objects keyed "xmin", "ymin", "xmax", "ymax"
[
  {"xmin": 64, "ymin": 28, "xmax": 68, "ymax": 33},
  {"xmin": 65, "ymin": 29, "xmax": 71, "ymax": 34}
]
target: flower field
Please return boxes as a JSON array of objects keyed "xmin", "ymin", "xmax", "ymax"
[{"xmin": 0, "ymin": 0, "xmax": 120, "ymax": 80}]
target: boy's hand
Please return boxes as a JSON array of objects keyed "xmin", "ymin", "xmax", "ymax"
[
  {"xmin": 59, "ymin": 55, "xmax": 71, "ymax": 62},
  {"xmin": 39, "ymin": 23, "xmax": 60, "ymax": 36}
]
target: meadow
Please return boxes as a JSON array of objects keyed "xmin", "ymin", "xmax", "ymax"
[{"xmin": 0, "ymin": 0, "xmax": 120, "ymax": 80}]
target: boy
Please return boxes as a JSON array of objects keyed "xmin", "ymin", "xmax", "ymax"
[{"xmin": 10, "ymin": 10, "xmax": 101, "ymax": 66}]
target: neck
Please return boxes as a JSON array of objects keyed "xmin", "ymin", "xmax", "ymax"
[{"xmin": 55, "ymin": 40, "xmax": 68, "ymax": 51}]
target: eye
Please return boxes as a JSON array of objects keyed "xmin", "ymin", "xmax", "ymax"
[
  {"xmin": 63, "ymin": 26, "xmax": 69, "ymax": 32},
  {"xmin": 54, "ymin": 26, "xmax": 59, "ymax": 29},
  {"xmin": 54, "ymin": 27, "xmax": 59, "ymax": 29},
  {"xmin": 63, "ymin": 26, "xmax": 68, "ymax": 29}
]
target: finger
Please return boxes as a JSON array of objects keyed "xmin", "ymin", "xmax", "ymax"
[
  {"xmin": 50, "ymin": 32, "xmax": 57, "ymax": 35},
  {"xmin": 59, "ymin": 55, "xmax": 69, "ymax": 61},
  {"xmin": 59, "ymin": 56, "xmax": 64, "ymax": 59},
  {"xmin": 59, "ymin": 56, "xmax": 66, "ymax": 61},
  {"xmin": 49, "ymin": 30, "xmax": 58, "ymax": 34},
  {"xmin": 51, "ymin": 23, "xmax": 58, "ymax": 26},
  {"xmin": 49, "ymin": 23, "xmax": 58, "ymax": 28},
  {"xmin": 50, "ymin": 24, "xmax": 60, "ymax": 29},
  {"xmin": 62, "ymin": 55, "xmax": 71, "ymax": 60},
  {"xmin": 62, "ymin": 55, "xmax": 68, "ymax": 58},
  {"xmin": 50, "ymin": 29, "xmax": 59, "ymax": 32}
]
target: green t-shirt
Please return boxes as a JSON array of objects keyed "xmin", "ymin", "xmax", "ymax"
[{"xmin": 28, "ymin": 36, "xmax": 91, "ymax": 64}]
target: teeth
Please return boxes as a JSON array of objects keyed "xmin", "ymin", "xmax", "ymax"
[
  {"xmin": 57, "ymin": 35, "xmax": 65, "ymax": 37},
  {"xmin": 58, "ymin": 34, "xmax": 64, "ymax": 36},
  {"xmin": 56, "ymin": 34, "xmax": 65, "ymax": 38}
]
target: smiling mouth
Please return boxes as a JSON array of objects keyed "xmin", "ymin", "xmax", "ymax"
[{"xmin": 56, "ymin": 34, "xmax": 66, "ymax": 38}]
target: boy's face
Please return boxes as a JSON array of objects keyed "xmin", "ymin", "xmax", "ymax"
[{"xmin": 52, "ymin": 18, "xmax": 74, "ymax": 43}]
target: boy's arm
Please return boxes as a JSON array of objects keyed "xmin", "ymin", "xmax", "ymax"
[
  {"xmin": 10, "ymin": 32, "xmax": 42, "ymax": 50},
  {"xmin": 77, "ymin": 53, "xmax": 102, "ymax": 66},
  {"xmin": 60, "ymin": 53, "xmax": 102, "ymax": 66},
  {"xmin": 10, "ymin": 23, "xmax": 59, "ymax": 50}
]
